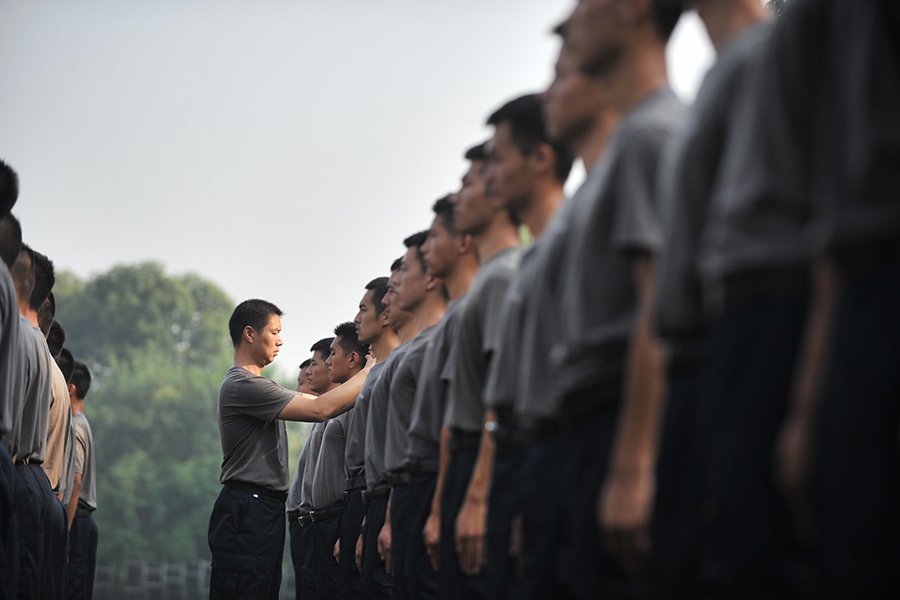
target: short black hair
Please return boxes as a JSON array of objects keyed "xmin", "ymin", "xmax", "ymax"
[
  {"xmin": 10, "ymin": 248, "xmax": 33, "ymax": 302},
  {"xmin": 47, "ymin": 318, "xmax": 66, "ymax": 359},
  {"xmin": 432, "ymin": 195, "xmax": 457, "ymax": 237},
  {"xmin": 56, "ymin": 348, "xmax": 75, "ymax": 383},
  {"xmin": 299, "ymin": 358, "xmax": 312, "ymax": 370},
  {"xmin": 464, "ymin": 142, "xmax": 488, "ymax": 162},
  {"xmin": 333, "ymin": 321, "xmax": 369, "ymax": 363},
  {"xmin": 551, "ymin": 20, "xmax": 567, "ymax": 40},
  {"xmin": 310, "ymin": 337, "xmax": 335, "ymax": 360},
  {"xmin": 70, "ymin": 360, "xmax": 92, "ymax": 400},
  {"xmin": 487, "ymin": 94, "xmax": 575, "ymax": 185},
  {"xmin": 0, "ymin": 213, "xmax": 22, "ymax": 268},
  {"xmin": 390, "ymin": 257, "xmax": 404, "ymax": 273},
  {"xmin": 38, "ymin": 292, "xmax": 56, "ymax": 337},
  {"xmin": 403, "ymin": 230, "xmax": 429, "ymax": 273},
  {"xmin": 365, "ymin": 277, "xmax": 390, "ymax": 315},
  {"xmin": 28, "ymin": 248, "xmax": 55, "ymax": 312},
  {"xmin": 0, "ymin": 159, "xmax": 18, "ymax": 218},
  {"xmin": 228, "ymin": 298, "xmax": 283, "ymax": 348},
  {"xmin": 652, "ymin": 0, "xmax": 685, "ymax": 41}
]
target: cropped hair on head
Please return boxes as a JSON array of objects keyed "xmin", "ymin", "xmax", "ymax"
[
  {"xmin": 487, "ymin": 93, "xmax": 575, "ymax": 185},
  {"xmin": 310, "ymin": 337, "xmax": 335, "ymax": 359},
  {"xmin": 652, "ymin": 0, "xmax": 685, "ymax": 42},
  {"xmin": 71, "ymin": 360, "xmax": 92, "ymax": 400},
  {"xmin": 57, "ymin": 348, "xmax": 75, "ymax": 383},
  {"xmin": 403, "ymin": 230, "xmax": 429, "ymax": 273},
  {"xmin": 299, "ymin": 358, "xmax": 312, "ymax": 371},
  {"xmin": 47, "ymin": 318, "xmax": 67, "ymax": 359},
  {"xmin": 432, "ymin": 194, "xmax": 457, "ymax": 236},
  {"xmin": 28, "ymin": 248, "xmax": 55, "ymax": 312},
  {"xmin": 10, "ymin": 248, "xmax": 34, "ymax": 302},
  {"xmin": 0, "ymin": 159, "xmax": 18, "ymax": 218},
  {"xmin": 37, "ymin": 292, "xmax": 56, "ymax": 337},
  {"xmin": 228, "ymin": 298, "xmax": 283, "ymax": 348},
  {"xmin": 365, "ymin": 277, "xmax": 390, "ymax": 315},
  {"xmin": 333, "ymin": 321, "xmax": 369, "ymax": 362},
  {"xmin": 390, "ymin": 257, "xmax": 404, "ymax": 273},
  {"xmin": 0, "ymin": 213, "xmax": 22, "ymax": 268},
  {"xmin": 464, "ymin": 142, "xmax": 488, "ymax": 162}
]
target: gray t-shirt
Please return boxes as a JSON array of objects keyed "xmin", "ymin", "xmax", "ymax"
[
  {"xmin": 344, "ymin": 361, "xmax": 386, "ymax": 481},
  {"xmin": 217, "ymin": 367, "xmax": 295, "ymax": 492},
  {"xmin": 299, "ymin": 420, "xmax": 326, "ymax": 511},
  {"xmin": 73, "ymin": 413, "xmax": 97, "ymax": 511},
  {"xmin": 365, "ymin": 344, "xmax": 410, "ymax": 489},
  {"xmin": 19, "ymin": 321, "xmax": 52, "ymax": 463},
  {"xmin": 552, "ymin": 88, "xmax": 686, "ymax": 398},
  {"xmin": 407, "ymin": 299, "xmax": 465, "ymax": 460},
  {"xmin": 445, "ymin": 247, "xmax": 521, "ymax": 434},
  {"xmin": 384, "ymin": 326, "xmax": 436, "ymax": 473},
  {"xmin": 0, "ymin": 264, "xmax": 23, "ymax": 450},
  {"xmin": 285, "ymin": 431, "xmax": 311, "ymax": 512},
  {"xmin": 311, "ymin": 411, "xmax": 350, "ymax": 509},
  {"xmin": 656, "ymin": 22, "xmax": 773, "ymax": 339}
]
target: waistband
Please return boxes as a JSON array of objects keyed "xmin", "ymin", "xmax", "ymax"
[
  {"xmin": 705, "ymin": 266, "xmax": 811, "ymax": 318},
  {"xmin": 387, "ymin": 471, "xmax": 409, "ymax": 487},
  {"xmin": 362, "ymin": 485, "xmax": 390, "ymax": 504},
  {"xmin": 287, "ymin": 509, "xmax": 312, "ymax": 526},
  {"xmin": 405, "ymin": 457, "xmax": 438, "ymax": 475},
  {"xmin": 520, "ymin": 378, "xmax": 623, "ymax": 441},
  {"xmin": 225, "ymin": 481, "xmax": 288, "ymax": 503},
  {"xmin": 489, "ymin": 420, "xmax": 530, "ymax": 447},
  {"xmin": 75, "ymin": 507, "xmax": 94, "ymax": 518},
  {"xmin": 344, "ymin": 475, "xmax": 367, "ymax": 491},
  {"xmin": 448, "ymin": 429, "xmax": 481, "ymax": 453},
  {"xmin": 310, "ymin": 503, "xmax": 344, "ymax": 523}
]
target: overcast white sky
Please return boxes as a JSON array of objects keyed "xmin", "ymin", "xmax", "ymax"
[{"xmin": 0, "ymin": 0, "xmax": 716, "ymax": 373}]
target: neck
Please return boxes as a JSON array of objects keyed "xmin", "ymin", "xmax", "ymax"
[
  {"xmin": 604, "ymin": 34, "xmax": 668, "ymax": 116},
  {"xmin": 318, "ymin": 381, "xmax": 339, "ymax": 394},
  {"xmin": 521, "ymin": 184, "xmax": 566, "ymax": 240},
  {"xmin": 473, "ymin": 217, "xmax": 520, "ymax": 263},
  {"xmin": 394, "ymin": 318, "xmax": 418, "ymax": 344},
  {"xmin": 413, "ymin": 295, "xmax": 447, "ymax": 332},
  {"xmin": 442, "ymin": 255, "xmax": 478, "ymax": 300},
  {"xmin": 71, "ymin": 399, "xmax": 84, "ymax": 415},
  {"xmin": 696, "ymin": 0, "xmax": 769, "ymax": 51},
  {"xmin": 369, "ymin": 329, "xmax": 399, "ymax": 361},
  {"xmin": 19, "ymin": 304, "xmax": 39, "ymax": 328},
  {"xmin": 233, "ymin": 348, "xmax": 264, "ymax": 376},
  {"xmin": 574, "ymin": 107, "xmax": 621, "ymax": 170}
]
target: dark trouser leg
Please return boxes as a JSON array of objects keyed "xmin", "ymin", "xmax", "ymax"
[
  {"xmin": 207, "ymin": 487, "xmax": 286, "ymax": 600},
  {"xmin": 484, "ymin": 443, "xmax": 526, "ymax": 600},
  {"xmin": 361, "ymin": 495, "xmax": 392, "ymax": 600},
  {"xmin": 337, "ymin": 489, "xmax": 365, "ymax": 600},
  {"xmin": 406, "ymin": 473, "xmax": 438, "ymax": 600},
  {"xmin": 696, "ymin": 295, "xmax": 815, "ymax": 599},
  {"xmin": 298, "ymin": 523, "xmax": 318, "ymax": 600},
  {"xmin": 289, "ymin": 520, "xmax": 304, "ymax": 600},
  {"xmin": 439, "ymin": 448, "xmax": 486, "ymax": 600},
  {"xmin": 51, "ymin": 496, "xmax": 68, "ymax": 600},
  {"xmin": 68, "ymin": 509, "xmax": 98, "ymax": 600},
  {"xmin": 650, "ymin": 365, "xmax": 707, "ymax": 599},
  {"xmin": 15, "ymin": 463, "xmax": 42, "ymax": 600},
  {"xmin": 35, "ymin": 466, "xmax": 58, "ymax": 600},
  {"xmin": 313, "ymin": 514, "xmax": 342, "ymax": 600},
  {"xmin": 0, "ymin": 441, "xmax": 17, "ymax": 600},
  {"xmin": 816, "ymin": 261, "xmax": 900, "ymax": 599},
  {"xmin": 389, "ymin": 484, "xmax": 410, "ymax": 600}
]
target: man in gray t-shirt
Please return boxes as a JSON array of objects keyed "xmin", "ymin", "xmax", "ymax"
[{"xmin": 67, "ymin": 360, "xmax": 98, "ymax": 600}]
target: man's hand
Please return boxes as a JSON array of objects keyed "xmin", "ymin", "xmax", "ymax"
[
  {"xmin": 424, "ymin": 510, "xmax": 441, "ymax": 572},
  {"xmin": 334, "ymin": 538, "xmax": 341, "ymax": 564},
  {"xmin": 598, "ymin": 467, "xmax": 654, "ymax": 577},
  {"xmin": 775, "ymin": 416, "xmax": 817, "ymax": 545},
  {"xmin": 355, "ymin": 533, "xmax": 364, "ymax": 573},
  {"xmin": 455, "ymin": 496, "xmax": 487, "ymax": 575},
  {"xmin": 509, "ymin": 512, "xmax": 524, "ymax": 558},
  {"xmin": 377, "ymin": 521, "xmax": 392, "ymax": 575}
]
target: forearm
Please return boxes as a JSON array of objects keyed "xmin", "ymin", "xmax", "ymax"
[
  {"xmin": 280, "ymin": 366, "xmax": 370, "ymax": 421},
  {"xmin": 66, "ymin": 477, "xmax": 82, "ymax": 530},
  {"xmin": 464, "ymin": 412, "xmax": 496, "ymax": 504},
  {"xmin": 431, "ymin": 427, "xmax": 452, "ymax": 516}
]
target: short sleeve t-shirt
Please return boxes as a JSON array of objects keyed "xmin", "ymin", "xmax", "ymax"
[
  {"xmin": 445, "ymin": 247, "xmax": 521, "ymax": 434},
  {"xmin": 73, "ymin": 413, "xmax": 97, "ymax": 511},
  {"xmin": 407, "ymin": 299, "xmax": 465, "ymax": 460},
  {"xmin": 43, "ymin": 361, "xmax": 73, "ymax": 494},
  {"xmin": 0, "ymin": 264, "xmax": 24, "ymax": 450},
  {"xmin": 286, "ymin": 432, "xmax": 312, "ymax": 512},
  {"xmin": 384, "ymin": 327, "xmax": 436, "ymax": 473},
  {"xmin": 344, "ymin": 361, "xmax": 386, "ymax": 481},
  {"xmin": 19, "ymin": 322, "xmax": 52, "ymax": 463},
  {"xmin": 365, "ymin": 345, "xmax": 410, "ymax": 489},
  {"xmin": 217, "ymin": 367, "xmax": 295, "ymax": 492},
  {"xmin": 311, "ymin": 412, "xmax": 350, "ymax": 509}
]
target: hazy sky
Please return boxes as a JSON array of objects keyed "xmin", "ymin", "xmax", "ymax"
[{"xmin": 0, "ymin": 0, "xmax": 715, "ymax": 373}]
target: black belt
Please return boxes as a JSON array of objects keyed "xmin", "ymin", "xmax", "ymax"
[
  {"xmin": 310, "ymin": 503, "xmax": 344, "ymax": 523},
  {"xmin": 706, "ymin": 266, "xmax": 810, "ymax": 317},
  {"xmin": 361, "ymin": 486, "xmax": 390, "ymax": 504},
  {"xmin": 490, "ymin": 420, "xmax": 529, "ymax": 447},
  {"xmin": 387, "ymin": 471, "xmax": 409, "ymax": 487},
  {"xmin": 448, "ymin": 429, "xmax": 481, "ymax": 453},
  {"xmin": 344, "ymin": 475, "xmax": 366, "ymax": 491},
  {"xmin": 405, "ymin": 457, "xmax": 438, "ymax": 475},
  {"xmin": 75, "ymin": 507, "xmax": 94, "ymax": 518},
  {"xmin": 519, "ymin": 378, "xmax": 623, "ymax": 440},
  {"xmin": 287, "ymin": 510, "xmax": 312, "ymax": 527},
  {"xmin": 225, "ymin": 481, "xmax": 288, "ymax": 503}
]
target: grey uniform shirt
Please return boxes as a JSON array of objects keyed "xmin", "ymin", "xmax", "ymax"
[
  {"xmin": 365, "ymin": 344, "xmax": 410, "ymax": 489},
  {"xmin": 299, "ymin": 420, "xmax": 326, "ymax": 512},
  {"xmin": 73, "ymin": 413, "xmax": 97, "ymax": 511},
  {"xmin": 311, "ymin": 411, "xmax": 350, "ymax": 509},
  {"xmin": 19, "ymin": 322, "xmax": 52, "ymax": 463},
  {"xmin": 286, "ymin": 433, "xmax": 311, "ymax": 512},
  {"xmin": 445, "ymin": 247, "xmax": 521, "ymax": 434},
  {"xmin": 217, "ymin": 367, "xmax": 295, "ymax": 492},
  {"xmin": 656, "ymin": 23, "xmax": 773, "ymax": 339},
  {"xmin": 384, "ymin": 326, "xmax": 437, "ymax": 473},
  {"xmin": 407, "ymin": 299, "xmax": 465, "ymax": 460},
  {"xmin": 552, "ymin": 88, "xmax": 687, "ymax": 399},
  {"xmin": 344, "ymin": 361, "xmax": 386, "ymax": 481},
  {"xmin": 0, "ymin": 264, "xmax": 23, "ymax": 450}
]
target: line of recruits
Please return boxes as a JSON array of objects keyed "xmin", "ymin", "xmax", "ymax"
[
  {"xmin": 209, "ymin": 0, "xmax": 900, "ymax": 599},
  {"xmin": 0, "ymin": 164, "xmax": 100, "ymax": 600}
]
